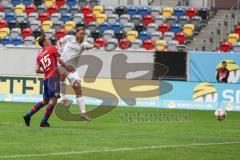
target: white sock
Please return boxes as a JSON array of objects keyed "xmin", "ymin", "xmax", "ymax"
[
  {"xmin": 60, "ymin": 81, "xmax": 67, "ymax": 99},
  {"xmin": 76, "ymin": 97, "xmax": 86, "ymax": 113}
]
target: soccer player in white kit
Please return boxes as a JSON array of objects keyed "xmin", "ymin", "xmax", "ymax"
[{"xmin": 57, "ymin": 27, "xmax": 99, "ymax": 121}]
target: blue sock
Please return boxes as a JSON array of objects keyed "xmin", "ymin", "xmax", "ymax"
[
  {"xmin": 42, "ymin": 103, "xmax": 55, "ymax": 123},
  {"xmin": 27, "ymin": 101, "xmax": 44, "ymax": 117}
]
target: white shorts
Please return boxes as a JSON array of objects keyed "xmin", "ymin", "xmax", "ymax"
[{"xmin": 67, "ymin": 70, "xmax": 79, "ymax": 86}]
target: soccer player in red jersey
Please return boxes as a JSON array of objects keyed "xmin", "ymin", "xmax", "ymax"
[{"xmin": 23, "ymin": 35, "xmax": 75, "ymax": 127}]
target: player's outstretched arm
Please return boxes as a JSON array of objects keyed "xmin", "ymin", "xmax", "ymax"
[
  {"xmin": 57, "ymin": 57, "xmax": 76, "ymax": 73},
  {"xmin": 85, "ymin": 43, "xmax": 100, "ymax": 50},
  {"xmin": 35, "ymin": 64, "xmax": 44, "ymax": 74}
]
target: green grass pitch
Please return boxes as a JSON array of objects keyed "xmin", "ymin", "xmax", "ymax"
[{"xmin": 0, "ymin": 102, "xmax": 240, "ymax": 160}]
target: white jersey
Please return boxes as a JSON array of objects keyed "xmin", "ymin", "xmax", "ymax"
[{"xmin": 60, "ymin": 35, "xmax": 75, "ymax": 47}]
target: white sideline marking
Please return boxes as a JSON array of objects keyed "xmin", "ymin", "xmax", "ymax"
[{"xmin": 0, "ymin": 141, "xmax": 240, "ymax": 159}]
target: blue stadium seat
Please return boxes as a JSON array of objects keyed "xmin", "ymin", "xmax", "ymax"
[
  {"xmin": 61, "ymin": 13, "xmax": 72, "ymax": 23},
  {"xmin": 170, "ymin": 24, "xmax": 182, "ymax": 34},
  {"xmin": 6, "ymin": 13, "xmax": 16, "ymax": 22},
  {"xmin": 174, "ymin": 8, "xmax": 185, "ymax": 17},
  {"xmin": 0, "ymin": 36, "xmax": 11, "ymax": 45},
  {"xmin": 99, "ymin": 22, "xmax": 110, "ymax": 33},
  {"xmin": 127, "ymin": 6, "xmax": 138, "ymax": 17},
  {"xmin": 23, "ymin": 0, "xmax": 33, "ymax": 6},
  {"xmin": 12, "ymin": 36, "xmax": 24, "ymax": 46},
  {"xmin": 139, "ymin": 31, "xmax": 151, "ymax": 42},
  {"xmin": 67, "ymin": 0, "xmax": 76, "ymax": 7},
  {"xmin": 110, "ymin": 22, "xmax": 123, "ymax": 32},
  {"xmin": 139, "ymin": 6, "xmax": 150, "ymax": 17},
  {"xmin": 12, "ymin": 0, "xmax": 21, "ymax": 6}
]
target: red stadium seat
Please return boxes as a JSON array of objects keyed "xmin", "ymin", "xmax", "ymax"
[
  {"xmin": 81, "ymin": 5, "xmax": 92, "ymax": 16},
  {"xmin": 39, "ymin": 12, "xmax": 49, "ymax": 23},
  {"xmin": 0, "ymin": 3, "xmax": 4, "ymax": 12},
  {"xmin": 26, "ymin": 5, "xmax": 36, "ymax": 15},
  {"xmin": 220, "ymin": 42, "xmax": 232, "ymax": 52},
  {"xmin": 143, "ymin": 39, "xmax": 154, "ymax": 50},
  {"xmin": 84, "ymin": 13, "xmax": 96, "ymax": 24},
  {"xmin": 186, "ymin": 7, "xmax": 198, "ymax": 19},
  {"xmin": 56, "ymin": 29, "xmax": 67, "ymax": 39},
  {"xmin": 0, "ymin": 20, "xmax": 7, "ymax": 29},
  {"xmin": 159, "ymin": 23, "xmax": 170, "ymax": 34},
  {"xmin": 175, "ymin": 32, "xmax": 186, "ymax": 44},
  {"xmin": 143, "ymin": 15, "xmax": 154, "ymax": 26},
  {"xmin": 119, "ymin": 38, "xmax": 131, "ymax": 49},
  {"xmin": 95, "ymin": 37, "xmax": 106, "ymax": 48},
  {"xmin": 56, "ymin": 0, "xmax": 66, "ymax": 8},
  {"xmin": 22, "ymin": 28, "xmax": 33, "ymax": 39},
  {"xmin": 48, "ymin": 5, "xmax": 58, "ymax": 15},
  {"xmin": 235, "ymin": 25, "xmax": 240, "ymax": 36}
]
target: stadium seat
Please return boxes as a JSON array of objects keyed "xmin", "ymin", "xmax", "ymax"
[
  {"xmin": 159, "ymin": 23, "xmax": 170, "ymax": 34},
  {"xmin": 0, "ymin": 3, "xmax": 4, "ymax": 12},
  {"xmin": 61, "ymin": 13, "xmax": 72, "ymax": 23},
  {"xmin": 78, "ymin": 0, "xmax": 88, "ymax": 6},
  {"xmin": 114, "ymin": 30, "xmax": 125, "ymax": 40},
  {"xmin": 150, "ymin": 7, "xmax": 161, "ymax": 17},
  {"xmin": 44, "ymin": 28, "xmax": 55, "ymax": 37},
  {"xmin": 70, "ymin": 5, "xmax": 80, "ymax": 15},
  {"xmin": 119, "ymin": 38, "xmax": 131, "ymax": 49},
  {"xmin": 143, "ymin": 15, "xmax": 154, "ymax": 26},
  {"xmin": 27, "ymin": 13, "xmax": 38, "ymax": 23},
  {"xmin": 12, "ymin": 0, "xmax": 21, "ymax": 6},
  {"xmin": 56, "ymin": 0, "xmax": 65, "ymax": 8},
  {"xmin": 143, "ymin": 39, "xmax": 154, "ymax": 50},
  {"xmin": 23, "ymin": 0, "xmax": 33, "ymax": 6},
  {"xmin": 0, "ymin": 19, "xmax": 7, "ymax": 29},
  {"xmin": 232, "ymin": 42, "xmax": 240, "ymax": 52},
  {"xmin": 50, "ymin": 35, "xmax": 56, "ymax": 45},
  {"xmin": 105, "ymin": 6, "xmax": 114, "ymax": 15},
  {"xmin": 119, "ymin": 14, "xmax": 130, "ymax": 24},
  {"xmin": 89, "ymin": 0, "xmax": 98, "ymax": 6},
  {"xmin": 191, "ymin": 16, "xmax": 202, "ymax": 32},
  {"xmin": 186, "ymin": 7, "xmax": 198, "ymax": 19},
  {"xmin": 131, "ymin": 39, "xmax": 142, "ymax": 49},
  {"xmin": 33, "ymin": 28, "xmax": 42, "ymax": 38},
  {"xmin": 183, "ymin": 24, "xmax": 194, "ymax": 37},
  {"xmin": 44, "ymin": 0, "xmax": 55, "ymax": 8},
  {"xmin": 139, "ymin": 31, "xmax": 151, "ymax": 42},
  {"xmin": 166, "ymin": 16, "xmax": 178, "ymax": 25},
  {"xmin": 115, "ymin": 6, "xmax": 127, "ymax": 16},
  {"xmin": 198, "ymin": 8, "xmax": 209, "ymax": 20},
  {"xmin": 67, "ymin": 0, "xmax": 76, "ymax": 7},
  {"xmin": 14, "ymin": 5, "xmax": 25, "ymax": 15},
  {"xmin": 39, "ymin": 12, "xmax": 49, "ymax": 23},
  {"xmin": 87, "ymin": 22, "xmax": 98, "ymax": 32},
  {"xmin": 0, "ymin": 12, "xmax": 5, "ymax": 20},
  {"xmin": 235, "ymin": 25, "xmax": 240, "ymax": 36},
  {"xmin": 127, "ymin": 6, "xmax": 138, "ymax": 17},
  {"xmin": 30, "ymin": 20, "xmax": 41, "ymax": 31},
  {"xmin": 56, "ymin": 29, "xmax": 66, "ymax": 39},
  {"xmin": 95, "ymin": 37, "xmax": 106, "ymax": 48},
  {"xmin": 155, "ymin": 15, "xmax": 165, "ymax": 26},
  {"xmin": 34, "ymin": 0, "xmax": 43, "ymax": 7},
  {"xmin": 6, "ymin": 13, "xmax": 16, "ymax": 22},
  {"xmin": 162, "ymin": 7, "xmax": 174, "ymax": 18},
  {"xmin": 90, "ymin": 29, "xmax": 101, "ymax": 40},
  {"xmin": 147, "ymin": 23, "xmax": 158, "ymax": 33},
  {"xmin": 92, "ymin": 5, "xmax": 104, "ymax": 16},
  {"xmin": 73, "ymin": 13, "xmax": 84, "ymax": 24},
  {"xmin": 174, "ymin": 7, "xmax": 185, "ymax": 17},
  {"xmin": 104, "ymin": 38, "xmax": 118, "ymax": 50},
  {"xmin": 19, "ymin": 20, "xmax": 29, "ymax": 29},
  {"xmin": 98, "ymin": 22, "xmax": 110, "ymax": 33},
  {"xmin": 16, "ymin": 13, "xmax": 27, "ymax": 23},
  {"xmin": 110, "ymin": 22, "xmax": 123, "ymax": 32},
  {"xmin": 10, "ymin": 28, "xmax": 21, "ymax": 38},
  {"xmin": 96, "ymin": 14, "xmax": 107, "ymax": 24},
  {"xmin": 24, "ymin": 36, "xmax": 35, "ymax": 45},
  {"xmin": 58, "ymin": 5, "xmax": 69, "ymax": 14},
  {"xmin": 155, "ymin": 40, "xmax": 167, "ymax": 51},
  {"xmin": 50, "ymin": 13, "xmax": 61, "ymax": 23},
  {"xmin": 42, "ymin": 21, "xmax": 52, "ymax": 31},
  {"xmin": 131, "ymin": 15, "xmax": 142, "ymax": 26},
  {"xmin": 0, "ymin": 28, "xmax": 10, "ymax": 38},
  {"xmin": 127, "ymin": 30, "xmax": 138, "ymax": 42},
  {"xmin": 12, "ymin": 36, "xmax": 23, "ymax": 45},
  {"xmin": 107, "ymin": 14, "xmax": 119, "ymax": 23},
  {"xmin": 84, "ymin": 13, "xmax": 96, "ymax": 24},
  {"xmin": 220, "ymin": 42, "xmax": 232, "ymax": 52},
  {"xmin": 26, "ymin": 5, "xmax": 36, "ymax": 15},
  {"xmin": 37, "ymin": 5, "xmax": 46, "ymax": 13},
  {"xmin": 175, "ymin": 32, "xmax": 186, "ymax": 44},
  {"xmin": 4, "ymin": 4, "xmax": 13, "ymax": 14},
  {"xmin": 170, "ymin": 24, "xmax": 182, "ymax": 34},
  {"xmin": 81, "ymin": 5, "xmax": 92, "ymax": 16},
  {"xmin": 163, "ymin": 32, "xmax": 174, "ymax": 43},
  {"xmin": 0, "ymin": 36, "xmax": 11, "ymax": 45},
  {"xmin": 48, "ymin": 5, "xmax": 58, "ymax": 15},
  {"xmin": 76, "ymin": 21, "xmax": 85, "ymax": 28},
  {"xmin": 178, "ymin": 16, "xmax": 190, "ymax": 26},
  {"xmin": 135, "ymin": 23, "xmax": 145, "ymax": 33},
  {"xmin": 53, "ymin": 21, "xmax": 63, "ymax": 30},
  {"xmin": 64, "ymin": 21, "xmax": 75, "ymax": 31},
  {"xmin": 227, "ymin": 33, "xmax": 239, "ymax": 44},
  {"xmin": 8, "ymin": 20, "xmax": 18, "ymax": 29},
  {"xmin": 139, "ymin": 6, "xmax": 150, "ymax": 17},
  {"xmin": 151, "ymin": 31, "xmax": 162, "ymax": 41},
  {"xmin": 168, "ymin": 40, "xmax": 179, "ymax": 51},
  {"xmin": 123, "ymin": 22, "xmax": 134, "ymax": 32},
  {"xmin": 22, "ymin": 28, "xmax": 33, "ymax": 39}
]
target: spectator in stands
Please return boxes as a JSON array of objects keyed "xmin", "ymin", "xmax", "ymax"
[{"xmin": 216, "ymin": 61, "xmax": 229, "ymax": 83}]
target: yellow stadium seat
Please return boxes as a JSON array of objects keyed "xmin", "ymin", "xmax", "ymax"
[
  {"xmin": 92, "ymin": 5, "xmax": 104, "ymax": 16},
  {"xmin": 227, "ymin": 33, "xmax": 239, "ymax": 44},
  {"xmin": 42, "ymin": 21, "xmax": 53, "ymax": 31},
  {"xmin": 0, "ymin": 28, "xmax": 10, "ymax": 38},
  {"xmin": 183, "ymin": 24, "xmax": 195, "ymax": 37},
  {"xmin": 64, "ymin": 21, "xmax": 75, "ymax": 32},
  {"xmin": 162, "ymin": 7, "xmax": 173, "ymax": 18},
  {"xmin": 155, "ymin": 40, "xmax": 167, "ymax": 51},
  {"xmin": 14, "ymin": 5, "xmax": 25, "ymax": 15},
  {"xmin": 44, "ymin": 0, "xmax": 55, "ymax": 8},
  {"xmin": 127, "ymin": 31, "xmax": 138, "ymax": 42},
  {"xmin": 96, "ymin": 14, "xmax": 107, "ymax": 24},
  {"xmin": 35, "ymin": 36, "xmax": 40, "ymax": 46}
]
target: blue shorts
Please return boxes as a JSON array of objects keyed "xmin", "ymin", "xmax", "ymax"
[{"xmin": 43, "ymin": 75, "xmax": 60, "ymax": 101}]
